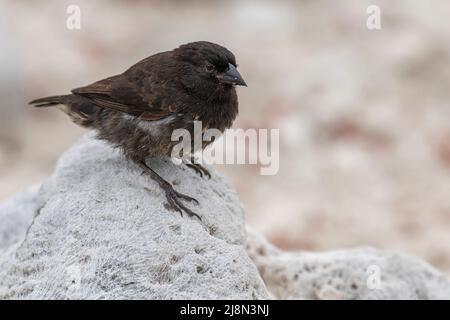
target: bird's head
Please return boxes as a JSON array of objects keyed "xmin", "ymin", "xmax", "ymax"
[{"xmin": 174, "ymin": 41, "xmax": 246, "ymax": 98}]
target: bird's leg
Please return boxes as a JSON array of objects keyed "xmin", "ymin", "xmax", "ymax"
[
  {"xmin": 135, "ymin": 159, "xmax": 201, "ymax": 220},
  {"xmin": 185, "ymin": 155, "xmax": 211, "ymax": 179}
]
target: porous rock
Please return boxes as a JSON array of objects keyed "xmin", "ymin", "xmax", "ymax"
[
  {"xmin": 2, "ymin": 133, "xmax": 450, "ymax": 300},
  {"xmin": 0, "ymin": 133, "xmax": 269, "ymax": 299},
  {"xmin": 246, "ymin": 228, "xmax": 450, "ymax": 299}
]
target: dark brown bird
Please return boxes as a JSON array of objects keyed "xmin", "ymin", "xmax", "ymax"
[{"xmin": 29, "ymin": 41, "xmax": 246, "ymax": 220}]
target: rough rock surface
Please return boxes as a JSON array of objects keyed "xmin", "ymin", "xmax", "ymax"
[
  {"xmin": 0, "ymin": 133, "xmax": 268, "ymax": 299},
  {"xmin": 1, "ymin": 134, "xmax": 450, "ymax": 300},
  {"xmin": 0, "ymin": 185, "xmax": 39, "ymax": 255},
  {"xmin": 246, "ymin": 228, "xmax": 450, "ymax": 299}
]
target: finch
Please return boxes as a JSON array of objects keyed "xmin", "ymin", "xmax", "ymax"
[{"xmin": 29, "ymin": 41, "xmax": 247, "ymax": 220}]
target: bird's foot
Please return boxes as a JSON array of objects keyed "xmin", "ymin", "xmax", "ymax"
[
  {"xmin": 163, "ymin": 187, "xmax": 201, "ymax": 220},
  {"xmin": 186, "ymin": 163, "xmax": 211, "ymax": 179},
  {"xmin": 136, "ymin": 159, "xmax": 201, "ymax": 220}
]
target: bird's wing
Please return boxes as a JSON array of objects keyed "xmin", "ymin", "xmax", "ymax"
[{"xmin": 71, "ymin": 58, "xmax": 180, "ymax": 121}]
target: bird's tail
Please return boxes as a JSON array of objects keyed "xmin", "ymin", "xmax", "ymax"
[
  {"xmin": 29, "ymin": 94, "xmax": 73, "ymax": 107},
  {"xmin": 29, "ymin": 94, "xmax": 98, "ymax": 127}
]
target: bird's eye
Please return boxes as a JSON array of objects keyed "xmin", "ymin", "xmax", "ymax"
[{"xmin": 205, "ymin": 63, "xmax": 215, "ymax": 72}]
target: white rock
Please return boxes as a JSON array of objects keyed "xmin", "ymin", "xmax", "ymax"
[
  {"xmin": 0, "ymin": 185, "xmax": 40, "ymax": 254},
  {"xmin": 0, "ymin": 133, "xmax": 269, "ymax": 299},
  {"xmin": 246, "ymin": 228, "xmax": 450, "ymax": 299},
  {"xmin": 2, "ymin": 133, "xmax": 450, "ymax": 300}
]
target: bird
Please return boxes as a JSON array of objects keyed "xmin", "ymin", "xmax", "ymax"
[{"xmin": 29, "ymin": 41, "xmax": 247, "ymax": 220}]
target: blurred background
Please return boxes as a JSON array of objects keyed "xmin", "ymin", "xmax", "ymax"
[{"xmin": 1, "ymin": 0, "xmax": 450, "ymax": 272}]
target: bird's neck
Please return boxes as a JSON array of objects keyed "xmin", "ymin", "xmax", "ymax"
[{"xmin": 198, "ymin": 88, "xmax": 238, "ymax": 131}]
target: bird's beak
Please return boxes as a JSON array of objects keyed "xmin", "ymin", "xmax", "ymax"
[{"xmin": 217, "ymin": 63, "xmax": 247, "ymax": 87}]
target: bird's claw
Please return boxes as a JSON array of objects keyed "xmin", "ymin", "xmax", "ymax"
[
  {"xmin": 174, "ymin": 190, "xmax": 199, "ymax": 205},
  {"xmin": 186, "ymin": 163, "xmax": 211, "ymax": 179},
  {"xmin": 165, "ymin": 188, "xmax": 201, "ymax": 220}
]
